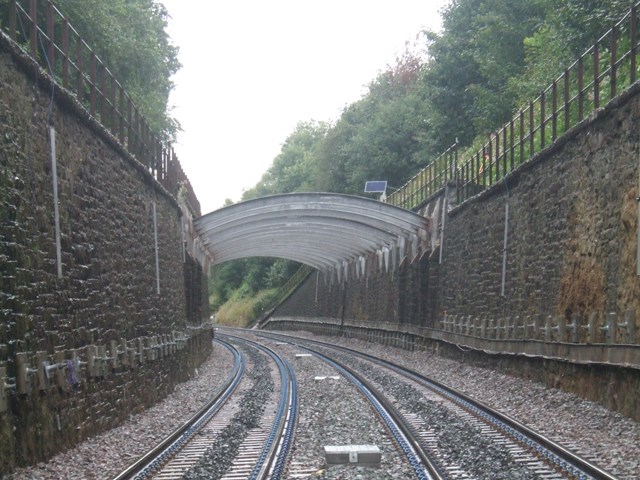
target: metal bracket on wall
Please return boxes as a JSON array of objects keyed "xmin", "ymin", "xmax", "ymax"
[
  {"xmin": 0, "ymin": 364, "xmax": 16, "ymax": 413},
  {"xmin": 15, "ymin": 352, "xmax": 37, "ymax": 394}
]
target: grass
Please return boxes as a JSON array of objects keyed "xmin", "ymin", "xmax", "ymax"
[{"xmin": 214, "ymin": 288, "xmax": 277, "ymax": 327}]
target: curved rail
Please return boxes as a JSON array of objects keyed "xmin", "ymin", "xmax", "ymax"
[
  {"xmin": 260, "ymin": 331, "xmax": 620, "ymax": 480},
  {"xmin": 111, "ymin": 338, "xmax": 244, "ymax": 480},
  {"xmin": 219, "ymin": 334, "xmax": 298, "ymax": 480}
]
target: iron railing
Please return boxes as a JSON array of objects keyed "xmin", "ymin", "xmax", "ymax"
[
  {"xmin": 1, "ymin": 0, "xmax": 201, "ymax": 216},
  {"xmin": 256, "ymin": 264, "xmax": 314, "ymax": 323},
  {"xmin": 389, "ymin": 3, "xmax": 640, "ymax": 210}
]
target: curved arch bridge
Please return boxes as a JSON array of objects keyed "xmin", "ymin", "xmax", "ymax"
[{"xmin": 193, "ymin": 193, "xmax": 431, "ymax": 278}]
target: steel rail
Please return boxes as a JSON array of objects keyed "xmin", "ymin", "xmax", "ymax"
[
  {"xmin": 219, "ymin": 334, "xmax": 298, "ymax": 480},
  {"xmin": 110, "ymin": 338, "xmax": 244, "ymax": 480},
  {"xmin": 259, "ymin": 331, "xmax": 620, "ymax": 480}
]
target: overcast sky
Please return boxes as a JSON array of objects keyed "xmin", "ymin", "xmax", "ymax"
[{"xmin": 161, "ymin": 0, "xmax": 449, "ymax": 213}]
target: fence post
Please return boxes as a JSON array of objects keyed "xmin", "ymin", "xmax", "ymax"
[
  {"xmin": 631, "ymin": 6, "xmax": 637, "ymax": 84},
  {"xmin": 29, "ymin": 0, "xmax": 37, "ymax": 58},
  {"xmin": 509, "ymin": 119, "xmax": 514, "ymax": 172},
  {"xmin": 9, "ymin": 0, "xmax": 17, "ymax": 40},
  {"xmin": 552, "ymin": 79, "xmax": 558, "ymax": 141},
  {"xmin": 564, "ymin": 69, "xmax": 570, "ymax": 132},
  {"xmin": 611, "ymin": 24, "xmax": 618, "ymax": 99},
  {"xmin": 540, "ymin": 90, "xmax": 546, "ymax": 149},
  {"xmin": 502, "ymin": 125, "xmax": 508, "ymax": 176},
  {"xmin": 118, "ymin": 87, "xmax": 125, "ymax": 144},
  {"xmin": 578, "ymin": 57, "xmax": 585, "ymax": 120},
  {"xmin": 110, "ymin": 75, "xmax": 116, "ymax": 134},
  {"xmin": 76, "ymin": 37, "xmax": 83, "ymax": 103},
  {"xmin": 495, "ymin": 131, "xmax": 501, "ymax": 181},
  {"xmin": 529, "ymin": 101, "xmax": 535, "ymax": 155},
  {"xmin": 46, "ymin": 1, "xmax": 54, "ymax": 70},
  {"xmin": 62, "ymin": 19, "xmax": 69, "ymax": 89},
  {"xmin": 594, "ymin": 43, "xmax": 600, "ymax": 109},
  {"xmin": 90, "ymin": 53, "xmax": 97, "ymax": 116},
  {"xmin": 518, "ymin": 110, "xmax": 524, "ymax": 167}
]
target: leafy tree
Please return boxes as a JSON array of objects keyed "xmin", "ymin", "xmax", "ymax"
[
  {"xmin": 423, "ymin": 0, "xmax": 546, "ymax": 145},
  {"xmin": 509, "ymin": 0, "xmax": 633, "ymax": 106},
  {"xmin": 53, "ymin": 0, "xmax": 180, "ymax": 139},
  {"xmin": 313, "ymin": 50, "xmax": 432, "ymax": 194},
  {"xmin": 243, "ymin": 121, "xmax": 329, "ymax": 199}
]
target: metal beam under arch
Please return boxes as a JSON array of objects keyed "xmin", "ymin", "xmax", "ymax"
[{"xmin": 194, "ymin": 192, "xmax": 429, "ymax": 271}]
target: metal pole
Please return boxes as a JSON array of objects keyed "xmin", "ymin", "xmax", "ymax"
[
  {"xmin": 439, "ymin": 186, "xmax": 448, "ymax": 264},
  {"xmin": 637, "ymin": 159, "xmax": 640, "ymax": 276},
  {"xmin": 315, "ymin": 270, "xmax": 319, "ymax": 303},
  {"xmin": 49, "ymin": 126, "xmax": 62, "ymax": 279},
  {"xmin": 501, "ymin": 202, "xmax": 510, "ymax": 296},
  {"xmin": 153, "ymin": 201, "xmax": 160, "ymax": 294}
]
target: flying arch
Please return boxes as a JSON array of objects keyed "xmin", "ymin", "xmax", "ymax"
[{"xmin": 194, "ymin": 193, "xmax": 429, "ymax": 271}]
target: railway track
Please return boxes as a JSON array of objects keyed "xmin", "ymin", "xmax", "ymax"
[
  {"xmin": 114, "ymin": 328, "xmax": 622, "ymax": 479},
  {"xmin": 257, "ymin": 331, "xmax": 621, "ymax": 480},
  {"xmin": 293, "ymin": 342, "xmax": 445, "ymax": 480},
  {"xmin": 112, "ymin": 336, "xmax": 297, "ymax": 480}
]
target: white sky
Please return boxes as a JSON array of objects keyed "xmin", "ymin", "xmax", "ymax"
[{"xmin": 161, "ymin": 0, "xmax": 448, "ymax": 214}]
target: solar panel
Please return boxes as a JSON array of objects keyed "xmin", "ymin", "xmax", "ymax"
[{"xmin": 364, "ymin": 181, "xmax": 387, "ymax": 193}]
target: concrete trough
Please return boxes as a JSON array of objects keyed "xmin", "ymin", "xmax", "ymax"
[{"xmin": 324, "ymin": 445, "xmax": 381, "ymax": 467}]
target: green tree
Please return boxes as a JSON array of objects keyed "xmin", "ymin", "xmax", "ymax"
[
  {"xmin": 423, "ymin": 0, "xmax": 547, "ymax": 146},
  {"xmin": 53, "ymin": 0, "xmax": 180, "ymax": 139},
  {"xmin": 509, "ymin": 0, "xmax": 633, "ymax": 107},
  {"xmin": 314, "ymin": 50, "xmax": 432, "ymax": 194},
  {"xmin": 243, "ymin": 121, "xmax": 328, "ymax": 200}
]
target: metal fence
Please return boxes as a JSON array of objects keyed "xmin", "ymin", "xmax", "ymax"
[
  {"xmin": 389, "ymin": 3, "xmax": 640, "ymax": 211},
  {"xmin": 1, "ymin": 0, "xmax": 201, "ymax": 216},
  {"xmin": 255, "ymin": 264, "xmax": 314, "ymax": 324}
]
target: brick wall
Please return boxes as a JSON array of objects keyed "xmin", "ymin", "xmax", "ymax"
[{"xmin": 0, "ymin": 34, "xmax": 211, "ymax": 473}]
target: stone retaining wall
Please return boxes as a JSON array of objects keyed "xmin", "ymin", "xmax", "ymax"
[{"xmin": 0, "ymin": 32, "xmax": 211, "ymax": 473}]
